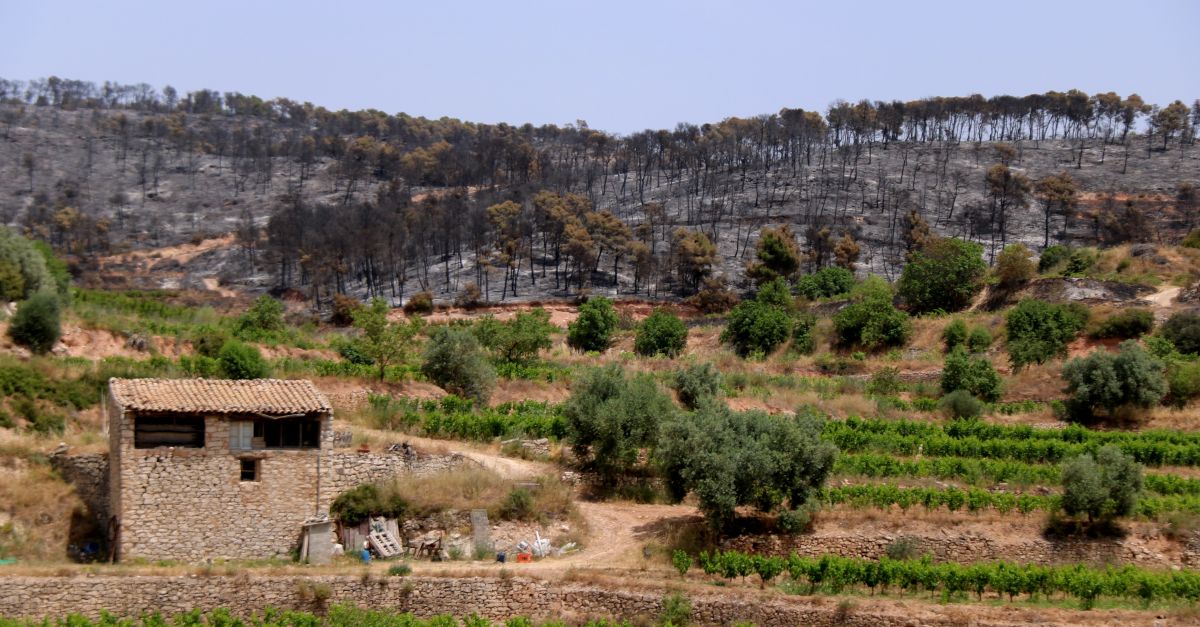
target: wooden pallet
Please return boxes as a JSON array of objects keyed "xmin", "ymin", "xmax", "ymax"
[{"xmin": 368, "ymin": 530, "xmax": 403, "ymax": 558}]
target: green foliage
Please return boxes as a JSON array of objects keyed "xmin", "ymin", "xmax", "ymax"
[
  {"xmin": 776, "ymin": 507, "xmax": 813, "ymax": 534},
  {"xmin": 474, "ymin": 308, "xmax": 555, "ymax": 363},
  {"xmin": 367, "ymin": 395, "xmax": 565, "ymax": 440},
  {"xmin": 1166, "ymin": 360, "xmax": 1200, "ymax": 408},
  {"xmin": 942, "ymin": 319, "xmax": 968, "ymax": 352},
  {"xmin": 1005, "ymin": 299, "xmax": 1088, "ymax": 369},
  {"xmin": 791, "ymin": 312, "xmax": 817, "ymax": 355},
  {"xmin": 866, "ymin": 367, "xmax": 903, "ymax": 396},
  {"xmin": 672, "ymin": 362, "xmax": 722, "ymax": 410},
  {"xmin": 1160, "ymin": 311, "xmax": 1200, "ymax": 355},
  {"xmin": 7, "ymin": 292, "xmax": 61, "ymax": 354},
  {"xmin": 885, "ymin": 537, "xmax": 921, "ymax": 560},
  {"xmin": 754, "ymin": 277, "xmax": 795, "ymax": 310},
  {"xmin": 564, "ymin": 365, "xmax": 675, "ymax": 487},
  {"xmin": 1038, "ymin": 244, "xmax": 1072, "ymax": 272},
  {"xmin": 849, "ymin": 275, "xmax": 893, "ymax": 302},
  {"xmin": 1184, "ymin": 230, "xmax": 1200, "ymax": 249},
  {"xmin": 939, "ymin": 390, "xmax": 984, "ymax": 419},
  {"xmin": 659, "ymin": 591, "xmax": 692, "ymax": 627},
  {"xmin": 567, "ymin": 296, "xmax": 618, "ymax": 352},
  {"xmin": 0, "ymin": 226, "xmax": 54, "ymax": 301},
  {"xmin": 403, "ymin": 290, "xmax": 435, "ymax": 315},
  {"xmin": 747, "ymin": 225, "xmax": 801, "ymax": 285},
  {"xmin": 330, "ymin": 293, "xmax": 364, "ymax": 326},
  {"xmin": 190, "ymin": 325, "xmax": 229, "ymax": 358},
  {"xmin": 993, "ymin": 243, "xmax": 1036, "ymax": 289},
  {"xmin": 421, "ymin": 326, "xmax": 496, "ymax": 404},
  {"xmin": 499, "ymin": 487, "xmax": 535, "ymax": 521},
  {"xmin": 1092, "ymin": 309, "xmax": 1154, "ymax": 339},
  {"xmin": 329, "ymin": 484, "xmax": 408, "ymax": 527},
  {"xmin": 940, "ymin": 349, "xmax": 1002, "ymax": 402},
  {"xmin": 634, "ymin": 308, "xmax": 688, "ymax": 358},
  {"xmin": 1061, "ymin": 341, "xmax": 1166, "ymax": 421},
  {"xmin": 354, "ymin": 298, "xmax": 423, "ymax": 382},
  {"xmin": 657, "ymin": 404, "xmax": 837, "ymax": 530},
  {"xmin": 967, "ymin": 326, "xmax": 993, "ymax": 353},
  {"xmin": 235, "ymin": 295, "xmax": 285, "ymax": 339},
  {"xmin": 897, "ymin": 237, "xmax": 987, "ymax": 313},
  {"xmin": 217, "ymin": 340, "xmax": 270, "ymax": 379},
  {"xmin": 832, "ymin": 297, "xmax": 911, "ymax": 351},
  {"xmin": 671, "ymin": 549, "xmax": 692, "ymax": 578},
  {"xmin": 335, "ymin": 339, "xmax": 374, "ymax": 366},
  {"xmin": 387, "ymin": 563, "xmax": 412, "ymax": 576},
  {"xmin": 1061, "ymin": 445, "xmax": 1143, "ymax": 523},
  {"xmin": 1065, "ymin": 248, "xmax": 1098, "ymax": 275},
  {"xmin": 721, "ymin": 299, "xmax": 791, "ymax": 357},
  {"xmin": 795, "ymin": 266, "xmax": 856, "ymax": 300}
]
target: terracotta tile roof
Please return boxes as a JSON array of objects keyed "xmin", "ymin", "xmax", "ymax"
[{"xmin": 109, "ymin": 378, "xmax": 331, "ymax": 415}]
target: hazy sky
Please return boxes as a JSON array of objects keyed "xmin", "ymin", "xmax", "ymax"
[{"xmin": 1, "ymin": 0, "xmax": 1197, "ymax": 134}]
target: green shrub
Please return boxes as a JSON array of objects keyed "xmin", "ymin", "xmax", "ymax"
[
  {"xmin": 336, "ymin": 339, "xmax": 374, "ymax": 365},
  {"xmin": 1092, "ymin": 309, "xmax": 1154, "ymax": 339},
  {"xmin": 567, "ymin": 296, "xmax": 618, "ymax": 352},
  {"xmin": 885, "ymin": 536, "xmax": 921, "ymax": 560},
  {"xmin": 754, "ymin": 277, "xmax": 795, "ymax": 310},
  {"xmin": 941, "ymin": 348, "xmax": 1002, "ymax": 402},
  {"xmin": 659, "ymin": 592, "xmax": 692, "ymax": 627},
  {"xmin": 421, "ymin": 327, "xmax": 496, "ymax": 404},
  {"xmin": 795, "ymin": 266, "xmax": 856, "ymax": 300},
  {"xmin": 7, "ymin": 292, "xmax": 61, "ymax": 354},
  {"xmin": 0, "ymin": 409, "xmax": 12, "ymax": 429},
  {"xmin": 1038, "ymin": 245, "xmax": 1072, "ymax": 272},
  {"xmin": 190, "ymin": 325, "xmax": 229, "ymax": 358},
  {"xmin": 565, "ymin": 365, "xmax": 675, "ymax": 487},
  {"xmin": 234, "ymin": 295, "xmax": 285, "ymax": 339},
  {"xmin": 331, "ymin": 293, "xmax": 363, "ymax": 326},
  {"xmin": 943, "ymin": 319, "xmax": 968, "ymax": 352},
  {"xmin": 0, "ymin": 226, "xmax": 55, "ymax": 300},
  {"xmin": 218, "ymin": 340, "xmax": 270, "ymax": 379},
  {"xmin": 671, "ymin": 549, "xmax": 692, "ymax": 577},
  {"xmin": 833, "ymin": 297, "xmax": 911, "ymax": 351},
  {"xmin": 1167, "ymin": 360, "xmax": 1200, "ymax": 408},
  {"xmin": 403, "ymin": 291, "xmax": 434, "ymax": 315},
  {"xmin": 179, "ymin": 354, "xmax": 221, "ymax": 377},
  {"xmin": 1183, "ymin": 230, "xmax": 1200, "ymax": 249},
  {"xmin": 329, "ymin": 484, "xmax": 408, "ymax": 526},
  {"xmin": 499, "ymin": 487, "xmax": 535, "ymax": 521},
  {"xmin": 967, "ymin": 326, "xmax": 993, "ymax": 353},
  {"xmin": 17, "ymin": 397, "xmax": 65, "ymax": 435},
  {"xmin": 672, "ymin": 363, "xmax": 722, "ymax": 410},
  {"xmin": 939, "ymin": 390, "xmax": 984, "ymax": 419},
  {"xmin": 790, "ymin": 312, "xmax": 817, "ymax": 355},
  {"xmin": 474, "ymin": 308, "xmax": 555, "ymax": 363},
  {"xmin": 634, "ymin": 308, "xmax": 688, "ymax": 358},
  {"xmin": 1160, "ymin": 311, "xmax": 1200, "ymax": 355},
  {"xmin": 1065, "ymin": 248, "xmax": 1098, "ymax": 275},
  {"xmin": 720, "ymin": 300, "xmax": 791, "ymax": 357},
  {"xmin": 896, "ymin": 237, "xmax": 987, "ymax": 313},
  {"xmin": 387, "ymin": 564, "xmax": 412, "ymax": 576},
  {"xmin": 1061, "ymin": 445, "xmax": 1143, "ymax": 523},
  {"xmin": 1006, "ymin": 299, "xmax": 1088, "ymax": 369},
  {"xmin": 776, "ymin": 507, "xmax": 813, "ymax": 534},
  {"xmin": 1061, "ymin": 341, "xmax": 1166, "ymax": 422},
  {"xmin": 866, "ymin": 367, "xmax": 903, "ymax": 396}
]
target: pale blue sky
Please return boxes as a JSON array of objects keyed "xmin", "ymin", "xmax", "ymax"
[{"xmin": 1, "ymin": 0, "xmax": 1197, "ymax": 134}]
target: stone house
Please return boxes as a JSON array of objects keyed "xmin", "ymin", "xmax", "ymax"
[{"xmin": 107, "ymin": 378, "xmax": 334, "ymax": 562}]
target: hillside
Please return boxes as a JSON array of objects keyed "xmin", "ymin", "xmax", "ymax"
[{"xmin": 0, "ymin": 81, "xmax": 1197, "ymax": 308}]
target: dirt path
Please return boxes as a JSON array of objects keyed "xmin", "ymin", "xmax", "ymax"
[{"xmin": 1145, "ymin": 284, "xmax": 1181, "ymax": 309}]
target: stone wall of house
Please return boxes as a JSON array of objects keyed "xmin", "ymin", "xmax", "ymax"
[
  {"xmin": 723, "ymin": 530, "xmax": 1183, "ymax": 568},
  {"xmin": 0, "ymin": 574, "xmax": 1104, "ymax": 626},
  {"xmin": 48, "ymin": 452, "xmax": 109, "ymax": 528},
  {"xmin": 94, "ymin": 407, "xmax": 473, "ymax": 564}
]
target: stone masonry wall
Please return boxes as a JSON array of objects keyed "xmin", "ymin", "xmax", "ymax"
[
  {"xmin": 49, "ymin": 452, "xmax": 109, "ymax": 528},
  {"xmin": 0, "ymin": 574, "xmax": 1090, "ymax": 626}
]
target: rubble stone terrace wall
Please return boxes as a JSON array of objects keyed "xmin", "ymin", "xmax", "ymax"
[
  {"xmin": 49, "ymin": 452, "xmax": 109, "ymax": 528},
  {"xmin": 0, "ymin": 574, "xmax": 1061, "ymax": 626}
]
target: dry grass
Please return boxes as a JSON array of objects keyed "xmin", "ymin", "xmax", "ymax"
[
  {"xmin": 0, "ymin": 465, "xmax": 88, "ymax": 562},
  {"xmin": 379, "ymin": 467, "xmax": 579, "ymax": 528}
]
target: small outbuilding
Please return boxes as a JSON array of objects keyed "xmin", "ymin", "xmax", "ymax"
[{"xmin": 107, "ymin": 378, "xmax": 334, "ymax": 562}]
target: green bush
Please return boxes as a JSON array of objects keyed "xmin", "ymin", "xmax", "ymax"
[
  {"xmin": 866, "ymin": 367, "xmax": 903, "ymax": 396},
  {"xmin": 499, "ymin": 487, "xmax": 535, "ymax": 521},
  {"xmin": 1065, "ymin": 248, "xmax": 1098, "ymax": 275},
  {"xmin": 336, "ymin": 339, "xmax": 374, "ymax": 365},
  {"xmin": 1167, "ymin": 360, "xmax": 1200, "ymax": 408},
  {"xmin": 0, "ymin": 226, "xmax": 55, "ymax": 300},
  {"xmin": 565, "ymin": 365, "xmax": 675, "ymax": 487},
  {"xmin": 1006, "ymin": 299, "xmax": 1088, "ymax": 369},
  {"xmin": 1160, "ymin": 311, "xmax": 1200, "ymax": 355},
  {"xmin": 994, "ymin": 243, "xmax": 1036, "ymax": 289},
  {"xmin": 387, "ymin": 564, "xmax": 412, "ymax": 576},
  {"xmin": 330, "ymin": 484, "xmax": 408, "ymax": 526},
  {"xmin": 754, "ymin": 277, "xmax": 795, "ymax": 310},
  {"xmin": 967, "ymin": 326, "xmax": 993, "ymax": 353},
  {"xmin": 720, "ymin": 300, "xmax": 791, "ymax": 357},
  {"xmin": 218, "ymin": 340, "xmax": 270, "ymax": 379},
  {"xmin": 791, "ymin": 312, "xmax": 817, "ymax": 354},
  {"xmin": 234, "ymin": 295, "xmax": 285, "ymax": 339},
  {"xmin": 18, "ymin": 398, "xmax": 65, "ymax": 435},
  {"xmin": 1061, "ymin": 445, "xmax": 1143, "ymax": 523},
  {"xmin": 1061, "ymin": 341, "xmax": 1166, "ymax": 422},
  {"xmin": 672, "ymin": 362, "xmax": 722, "ymax": 410},
  {"xmin": 567, "ymin": 296, "xmax": 618, "ymax": 352},
  {"xmin": 659, "ymin": 591, "xmax": 692, "ymax": 627},
  {"xmin": 940, "ymin": 349, "xmax": 1002, "ymax": 402},
  {"xmin": 657, "ymin": 404, "xmax": 837, "ymax": 530},
  {"xmin": 190, "ymin": 325, "xmax": 229, "ymax": 358},
  {"xmin": 776, "ymin": 507, "xmax": 813, "ymax": 534},
  {"xmin": 832, "ymin": 297, "xmax": 911, "ymax": 351},
  {"xmin": 1038, "ymin": 245, "xmax": 1072, "ymax": 272},
  {"xmin": 671, "ymin": 549, "xmax": 692, "ymax": 577},
  {"xmin": 896, "ymin": 237, "xmax": 987, "ymax": 313},
  {"xmin": 421, "ymin": 326, "xmax": 496, "ymax": 404},
  {"xmin": 634, "ymin": 308, "xmax": 688, "ymax": 358},
  {"xmin": 474, "ymin": 308, "xmax": 555, "ymax": 363},
  {"xmin": 7, "ymin": 292, "xmax": 61, "ymax": 354},
  {"xmin": 795, "ymin": 267, "xmax": 856, "ymax": 300},
  {"xmin": 943, "ymin": 319, "xmax": 968, "ymax": 352},
  {"xmin": 939, "ymin": 390, "xmax": 984, "ymax": 419},
  {"xmin": 1092, "ymin": 309, "xmax": 1154, "ymax": 339}
]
